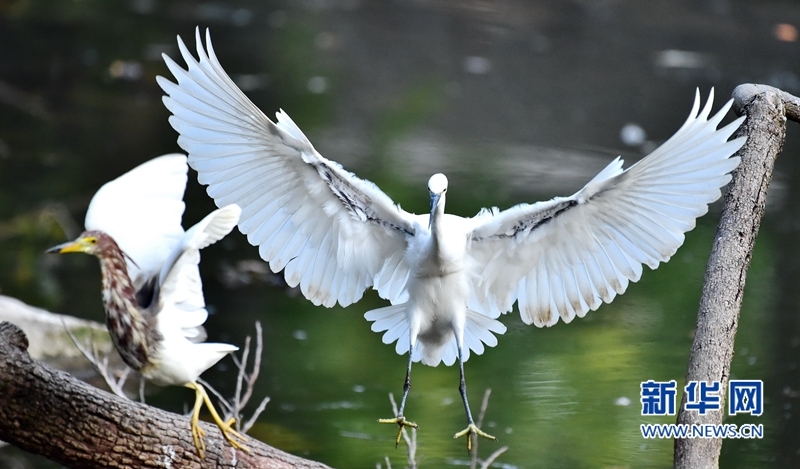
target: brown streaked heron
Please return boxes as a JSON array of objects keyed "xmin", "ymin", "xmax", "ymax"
[
  {"xmin": 158, "ymin": 28, "xmax": 746, "ymax": 449},
  {"xmin": 47, "ymin": 154, "xmax": 247, "ymax": 457}
]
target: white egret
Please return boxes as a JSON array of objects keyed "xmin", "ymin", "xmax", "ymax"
[
  {"xmin": 158, "ymin": 29, "xmax": 746, "ymax": 448},
  {"xmin": 47, "ymin": 154, "xmax": 247, "ymax": 457}
]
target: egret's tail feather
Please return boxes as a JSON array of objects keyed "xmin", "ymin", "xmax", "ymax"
[{"xmin": 365, "ymin": 305, "xmax": 506, "ymax": 367}]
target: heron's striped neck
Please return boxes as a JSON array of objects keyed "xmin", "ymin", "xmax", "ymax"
[{"xmin": 95, "ymin": 236, "xmax": 157, "ymax": 371}]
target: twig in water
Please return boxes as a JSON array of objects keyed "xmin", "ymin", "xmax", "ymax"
[
  {"xmin": 199, "ymin": 321, "xmax": 270, "ymax": 434},
  {"xmin": 470, "ymin": 388, "xmax": 509, "ymax": 469},
  {"xmin": 388, "ymin": 392, "xmax": 417, "ymax": 469},
  {"xmin": 479, "ymin": 446, "xmax": 509, "ymax": 469}
]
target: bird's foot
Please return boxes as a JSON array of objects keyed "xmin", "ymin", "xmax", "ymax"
[
  {"xmin": 453, "ymin": 423, "xmax": 497, "ymax": 451},
  {"xmin": 215, "ymin": 418, "xmax": 250, "ymax": 453},
  {"xmin": 191, "ymin": 420, "xmax": 207, "ymax": 458},
  {"xmin": 378, "ymin": 415, "xmax": 419, "ymax": 447}
]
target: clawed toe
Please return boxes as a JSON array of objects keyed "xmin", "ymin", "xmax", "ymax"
[
  {"xmin": 191, "ymin": 422, "xmax": 207, "ymax": 457},
  {"xmin": 453, "ymin": 423, "xmax": 496, "ymax": 451},
  {"xmin": 191, "ymin": 417, "xmax": 250, "ymax": 456},
  {"xmin": 217, "ymin": 420, "xmax": 250, "ymax": 453},
  {"xmin": 378, "ymin": 415, "xmax": 419, "ymax": 447}
]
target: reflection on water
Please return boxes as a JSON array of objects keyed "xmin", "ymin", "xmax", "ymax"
[
  {"xmin": 1, "ymin": 1, "xmax": 799, "ymax": 468},
  {"xmin": 518, "ymin": 358, "xmax": 579, "ymax": 423}
]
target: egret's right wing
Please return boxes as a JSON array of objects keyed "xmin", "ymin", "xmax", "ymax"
[
  {"xmin": 85, "ymin": 154, "xmax": 187, "ymax": 290},
  {"xmin": 158, "ymin": 29, "xmax": 422, "ymax": 308}
]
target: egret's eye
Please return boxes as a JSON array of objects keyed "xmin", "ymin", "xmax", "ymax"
[{"xmin": 87, "ymin": 237, "xmax": 97, "ymax": 244}]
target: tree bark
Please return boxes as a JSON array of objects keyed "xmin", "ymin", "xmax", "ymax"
[
  {"xmin": 673, "ymin": 84, "xmax": 800, "ymax": 468},
  {"xmin": 0, "ymin": 321, "xmax": 333, "ymax": 469}
]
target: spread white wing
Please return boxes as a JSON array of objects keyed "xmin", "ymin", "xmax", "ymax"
[
  {"xmin": 158, "ymin": 28, "xmax": 424, "ymax": 308},
  {"xmin": 156, "ymin": 204, "xmax": 241, "ymax": 340},
  {"xmin": 466, "ymin": 89, "xmax": 746, "ymax": 327},
  {"xmin": 84, "ymin": 154, "xmax": 187, "ymax": 290}
]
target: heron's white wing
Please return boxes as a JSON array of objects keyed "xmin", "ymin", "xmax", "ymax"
[
  {"xmin": 156, "ymin": 204, "xmax": 241, "ymax": 340},
  {"xmin": 158, "ymin": 29, "xmax": 422, "ymax": 307},
  {"xmin": 467, "ymin": 89, "xmax": 746, "ymax": 327},
  {"xmin": 85, "ymin": 154, "xmax": 188, "ymax": 290}
]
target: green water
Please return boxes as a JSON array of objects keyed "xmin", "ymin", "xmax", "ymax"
[{"xmin": 2, "ymin": 1, "xmax": 799, "ymax": 467}]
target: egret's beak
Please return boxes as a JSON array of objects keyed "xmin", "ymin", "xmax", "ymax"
[
  {"xmin": 429, "ymin": 192, "xmax": 442, "ymax": 229},
  {"xmin": 46, "ymin": 238, "xmax": 88, "ymax": 254}
]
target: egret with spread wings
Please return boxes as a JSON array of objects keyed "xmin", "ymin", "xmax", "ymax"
[
  {"xmin": 158, "ymin": 29, "xmax": 746, "ymax": 448},
  {"xmin": 47, "ymin": 154, "xmax": 247, "ymax": 457}
]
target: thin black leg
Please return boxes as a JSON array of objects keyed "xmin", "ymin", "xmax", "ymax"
[
  {"xmin": 378, "ymin": 339, "xmax": 419, "ymax": 446},
  {"xmin": 453, "ymin": 339, "xmax": 497, "ymax": 451},
  {"xmin": 458, "ymin": 344, "xmax": 476, "ymax": 425},
  {"xmin": 398, "ymin": 340, "xmax": 414, "ymax": 418}
]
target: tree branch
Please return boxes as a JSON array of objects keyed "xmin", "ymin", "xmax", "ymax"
[
  {"xmin": 0, "ymin": 321, "xmax": 333, "ymax": 469},
  {"xmin": 674, "ymin": 84, "xmax": 793, "ymax": 468}
]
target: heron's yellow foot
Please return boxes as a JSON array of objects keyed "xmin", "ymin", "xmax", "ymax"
[
  {"xmin": 378, "ymin": 416, "xmax": 419, "ymax": 447},
  {"xmin": 212, "ymin": 416, "xmax": 250, "ymax": 453},
  {"xmin": 191, "ymin": 418, "xmax": 207, "ymax": 457},
  {"xmin": 188, "ymin": 381, "xmax": 251, "ymax": 457},
  {"xmin": 453, "ymin": 423, "xmax": 497, "ymax": 451}
]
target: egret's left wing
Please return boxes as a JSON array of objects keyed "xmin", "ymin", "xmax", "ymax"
[
  {"xmin": 85, "ymin": 154, "xmax": 188, "ymax": 290},
  {"xmin": 158, "ymin": 29, "xmax": 422, "ymax": 308},
  {"xmin": 156, "ymin": 204, "xmax": 240, "ymax": 341},
  {"xmin": 467, "ymin": 90, "xmax": 746, "ymax": 327}
]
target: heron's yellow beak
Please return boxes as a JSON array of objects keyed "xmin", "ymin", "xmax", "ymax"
[{"xmin": 46, "ymin": 237, "xmax": 92, "ymax": 254}]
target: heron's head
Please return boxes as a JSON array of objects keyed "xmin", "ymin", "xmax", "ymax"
[
  {"xmin": 47, "ymin": 230, "xmax": 113, "ymax": 257},
  {"xmin": 427, "ymin": 173, "xmax": 448, "ymax": 228}
]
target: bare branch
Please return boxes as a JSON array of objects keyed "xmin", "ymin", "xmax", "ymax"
[
  {"xmin": 199, "ymin": 321, "xmax": 270, "ymax": 435},
  {"xmin": 197, "ymin": 377, "xmax": 234, "ymax": 414},
  {"xmin": 242, "ymin": 396, "xmax": 271, "ymax": 434},
  {"xmin": 470, "ymin": 388, "xmax": 493, "ymax": 469},
  {"xmin": 63, "ymin": 322, "xmax": 130, "ymax": 399},
  {"xmin": 233, "ymin": 334, "xmax": 251, "ymax": 420},
  {"xmin": 388, "ymin": 393, "xmax": 417, "ymax": 469},
  {"xmin": 242, "ymin": 321, "xmax": 264, "ymax": 407},
  {"xmin": 479, "ymin": 446, "xmax": 509, "ymax": 469}
]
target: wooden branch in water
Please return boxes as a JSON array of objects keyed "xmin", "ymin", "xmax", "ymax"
[
  {"xmin": 674, "ymin": 84, "xmax": 794, "ymax": 468},
  {"xmin": 0, "ymin": 321, "xmax": 333, "ymax": 469}
]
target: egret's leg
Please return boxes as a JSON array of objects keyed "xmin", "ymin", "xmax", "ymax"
[
  {"xmin": 397, "ymin": 341, "xmax": 414, "ymax": 418},
  {"xmin": 453, "ymin": 345, "xmax": 497, "ymax": 451},
  {"xmin": 378, "ymin": 341, "xmax": 419, "ymax": 446},
  {"xmin": 187, "ymin": 381, "xmax": 250, "ymax": 455}
]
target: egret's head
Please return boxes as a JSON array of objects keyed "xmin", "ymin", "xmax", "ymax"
[
  {"xmin": 427, "ymin": 173, "xmax": 448, "ymax": 228},
  {"xmin": 46, "ymin": 230, "xmax": 110, "ymax": 257},
  {"xmin": 428, "ymin": 173, "xmax": 448, "ymax": 196}
]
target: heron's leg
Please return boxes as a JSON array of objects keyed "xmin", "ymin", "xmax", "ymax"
[
  {"xmin": 189, "ymin": 383, "xmax": 250, "ymax": 453},
  {"xmin": 187, "ymin": 381, "xmax": 207, "ymax": 457},
  {"xmin": 378, "ymin": 340, "xmax": 419, "ymax": 447},
  {"xmin": 194, "ymin": 381, "xmax": 250, "ymax": 453},
  {"xmin": 453, "ymin": 343, "xmax": 497, "ymax": 451}
]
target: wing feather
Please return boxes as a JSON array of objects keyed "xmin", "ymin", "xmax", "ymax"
[
  {"xmin": 159, "ymin": 29, "xmax": 423, "ymax": 307},
  {"xmin": 468, "ymin": 89, "xmax": 746, "ymax": 326},
  {"xmin": 156, "ymin": 204, "xmax": 241, "ymax": 338},
  {"xmin": 84, "ymin": 154, "xmax": 187, "ymax": 290}
]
